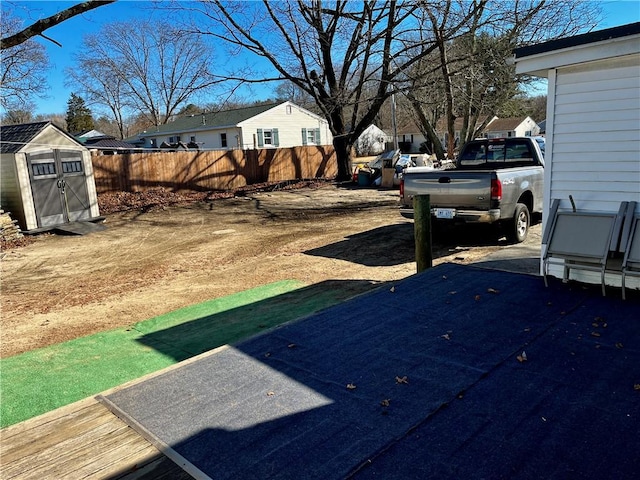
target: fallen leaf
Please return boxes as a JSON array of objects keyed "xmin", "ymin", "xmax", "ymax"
[
  {"xmin": 634, "ymin": 384, "xmax": 640, "ymax": 391},
  {"xmin": 390, "ymin": 286, "xmax": 395, "ymax": 293},
  {"xmin": 346, "ymin": 383, "xmax": 357, "ymax": 390},
  {"xmin": 267, "ymin": 391, "xmax": 275, "ymax": 396},
  {"xmin": 264, "ymin": 352, "xmax": 271, "ymax": 357},
  {"xmin": 591, "ymin": 332, "xmax": 601, "ymax": 337},
  {"xmin": 487, "ymin": 288, "xmax": 499, "ymax": 294},
  {"xmin": 288, "ymin": 343, "xmax": 296, "ymax": 349},
  {"xmin": 517, "ymin": 351, "xmax": 528, "ymax": 363},
  {"xmin": 442, "ymin": 275, "xmax": 447, "ymax": 280},
  {"xmin": 615, "ymin": 343, "xmax": 624, "ymax": 349},
  {"xmin": 380, "ymin": 399, "xmax": 391, "ymax": 407},
  {"xmin": 441, "ymin": 333, "xmax": 451, "ymax": 341},
  {"xmin": 475, "ymin": 295, "xmax": 481, "ymax": 301},
  {"xmin": 395, "ymin": 376, "xmax": 409, "ymax": 384}
]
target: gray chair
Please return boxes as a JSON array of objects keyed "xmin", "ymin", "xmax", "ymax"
[
  {"xmin": 621, "ymin": 215, "xmax": 640, "ymax": 300},
  {"xmin": 543, "ymin": 200, "xmax": 631, "ymax": 296}
]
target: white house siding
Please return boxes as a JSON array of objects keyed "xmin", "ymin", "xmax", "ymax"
[
  {"xmin": 156, "ymin": 127, "xmax": 243, "ymax": 150},
  {"xmin": 238, "ymin": 103, "xmax": 332, "ymax": 149},
  {"xmin": 544, "ymin": 55, "xmax": 640, "ymax": 288}
]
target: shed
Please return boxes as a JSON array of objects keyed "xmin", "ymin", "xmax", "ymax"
[
  {"xmin": 514, "ymin": 22, "xmax": 640, "ymax": 290},
  {"xmin": 0, "ymin": 121, "xmax": 101, "ymax": 232}
]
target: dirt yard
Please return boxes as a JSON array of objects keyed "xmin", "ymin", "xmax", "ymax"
[{"xmin": 0, "ymin": 182, "xmax": 540, "ymax": 358}]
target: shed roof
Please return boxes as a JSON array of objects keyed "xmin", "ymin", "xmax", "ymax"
[
  {"xmin": 138, "ymin": 102, "xmax": 285, "ymax": 137},
  {"xmin": 0, "ymin": 121, "xmax": 50, "ymax": 154},
  {"xmin": 514, "ymin": 22, "xmax": 640, "ymax": 59}
]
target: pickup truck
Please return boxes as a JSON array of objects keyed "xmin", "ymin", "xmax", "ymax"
[{"xmin": 400, "ymin": 137, "xmax": 545, "ymax": 243}]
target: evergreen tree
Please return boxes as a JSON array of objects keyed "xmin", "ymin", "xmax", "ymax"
[{"xmin": 65, "ymin": 93, "xmax": 94, "ymax": 134}]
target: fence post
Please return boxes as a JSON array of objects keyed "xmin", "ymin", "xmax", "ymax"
[{"xmin": 414, "ymin": 194, "xmax": 432, "ymax": 273}]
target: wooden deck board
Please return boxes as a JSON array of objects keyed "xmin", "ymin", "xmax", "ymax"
[{"xmin": 0, "ymin": 398, "xmax": 194, "ymax": 480}]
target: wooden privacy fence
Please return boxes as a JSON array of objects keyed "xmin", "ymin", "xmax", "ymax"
[{"xmin": 90, "ymin": 145, "xmax": 337, "ymax": 194}]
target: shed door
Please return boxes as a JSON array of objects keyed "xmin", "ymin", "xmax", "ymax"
[{"xmin": 27, "ymin": 150, "xmax": 91, "ymax": 227}]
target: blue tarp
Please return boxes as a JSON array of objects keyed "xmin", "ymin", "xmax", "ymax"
[{"xmin": 99, "ymin": 263, "xmax": 640, "ymax": 479}]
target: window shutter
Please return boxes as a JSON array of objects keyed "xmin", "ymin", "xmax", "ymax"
[
  {"xmin": 273, "ymin": 128, "xmax": 279, "ymax": 147},
  {"xmin": 257, "ymin": 129, "xmax": 264, "ymax": 147},
  {"xmin": 315, "ymin": 128, "xmax": 321, "ymax": 144},
  {"xmin": 302, "ymin": 128, "xmax": 307, "ymax": 145}
]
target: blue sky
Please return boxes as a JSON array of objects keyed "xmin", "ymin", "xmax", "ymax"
[{"xmin": 5, "ymin": 0, "xmax": 640, "ymax": 115}]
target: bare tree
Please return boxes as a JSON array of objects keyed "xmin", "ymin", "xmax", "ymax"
[
  {"xmin": 0, "ymin": 0, "xmax": 115, "ymax": 49},
  {"xmin": 0, "ymin": 9, "xmax": 50, "ymax": 111},
  {"xmin": 181, "ymin": 0, "xmax": 487, "ymax": 180},
  {"xmin": 67, "ymin": 19, "xmax": 223, "ymax": 130},
  {"xmin": 407, "ymin": 0, "xmax": 601, "ymax": 158}
]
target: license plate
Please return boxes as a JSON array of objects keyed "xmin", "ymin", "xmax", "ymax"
[{"xmin": 435, "ymin": 208, "xmax": 455, "ymax": 219}]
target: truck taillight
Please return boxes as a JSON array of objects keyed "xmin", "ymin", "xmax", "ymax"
[
  {"xmin": 491, "ymin": 178, "xmax": 502, "ymax": 201},
  {"xmin": 400, "ymin": 179, "xmax": 404, "ymax": 197}
]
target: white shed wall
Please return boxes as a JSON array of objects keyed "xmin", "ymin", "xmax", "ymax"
[
  {"xmin": 548, "ymin": 56, "xmax": 640, "ymax": 213},
  {"xmin": 543, "ymin": 54, "xmax": 640, "ymax": 288}
]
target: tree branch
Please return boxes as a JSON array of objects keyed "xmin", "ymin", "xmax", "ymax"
[{"xmin": 1, "ymin": 0, "xmax": 116, "ymax": 50}]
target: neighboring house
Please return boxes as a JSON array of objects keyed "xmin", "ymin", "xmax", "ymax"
[
  {"xmin": 537, "ymin": 120, "xmax": 547, "ymax": 135},
  {"xmin": 482, "ymin": 116, "xmax": 540, "ymax": 138},
  {"xmin": 77, "ymin": 130, "xmax": 140, "ymax": 154},
  {"xmin": 396, "ymin": 116, "xmax": 496, "ymax": 154},
  {"xmin": 355, "ymin": 124, "xmax": 391, "ymax": 156},
  {"xmin": 514, "ymin": 22, "xmax": 640, "ymax": 289},
  {"xmin": 395, "ymin": 121, "xmax": 427, "ymax": 154},
  {"xmin": 76, "ymin": 129, "xmax": 106, "ymax": 142},
  {"xmin": 133, "ymin": 101, "xmax": 333, "ymax": 150},
  {"xmin": 0, "ymin": 121, "xmax": 101, "ymax": 232}
]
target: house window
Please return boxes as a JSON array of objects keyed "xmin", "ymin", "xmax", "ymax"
[
  {"xmin": 169, "ymin": 136, "xmax": 175, "ymax": 143},
  {"xmin": 190, "ymin": 136, "xmax": 196, "ymax": 142},
  {"xmin": 150, "ymin": 139, "xmax": 157, "ymax": 147},
  {"xmin": 286, "ymin": 105, "xmax": 292, "ymax": 114},
  {"xmin": 257, "ymin": 128, "xmax": 279, "ymax": 147},
  {"xmin": 221, "ymin": 133, "xmax": 227, "ymax": 148},
  {"xmin": 525, "ymin": 130, "xmax": 532, "ymax": 137},
  {"xmin": 302, "ymin": 128, "xmax": 321, "ymax": 145}
]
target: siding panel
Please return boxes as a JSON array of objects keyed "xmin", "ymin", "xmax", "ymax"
[{"xmin": 550, "ymin": 62, "xmax": 640, "ymax": 214}]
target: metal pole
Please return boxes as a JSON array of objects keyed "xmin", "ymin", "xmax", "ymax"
[{"xmin": 391, "ymin": 91, "xmax": 398, "ymax": 150}]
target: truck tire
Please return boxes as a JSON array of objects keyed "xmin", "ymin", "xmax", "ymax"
[{"xmin": 509, "ymin": 203, "xmax": 530, "ymax": 243}]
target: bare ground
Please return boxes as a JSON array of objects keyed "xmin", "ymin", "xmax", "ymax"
[{"xmin": 0, "ymin": 182, "xmax": 540, "ymax": 358}]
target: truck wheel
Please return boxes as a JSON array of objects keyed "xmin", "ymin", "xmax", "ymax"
[{"xmin": 509, "ymin": 203, "xmax": 530, "ymax": 243}]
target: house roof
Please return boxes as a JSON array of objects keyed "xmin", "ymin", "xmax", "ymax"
[
  {"xmin": 514, "ymin": 22, "xmax": 640, "ymax": 59},
  {"xmin": 0, "ymin": 121, "xmax": 51, "ymax": 154},
  {"xmin": 137, "ymin": 102, "xmax": 285, "ymax": 137},
  {"xmin": 84, "ymin": 138, "xmax": 140, "ymax": 150},
  {"xmin": 483, "ymin": 116, "xmax": 531, "ymax": 132}
]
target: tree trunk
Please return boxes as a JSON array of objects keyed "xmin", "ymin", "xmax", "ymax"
[{"xmin": 333, "ymin": 135, "xmax": 353, "ymax": 182}]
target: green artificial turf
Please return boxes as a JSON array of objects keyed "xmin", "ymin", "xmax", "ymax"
[{"xmin": 1, "ymin": 279, "xmax": 366, "ymax": 428}]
